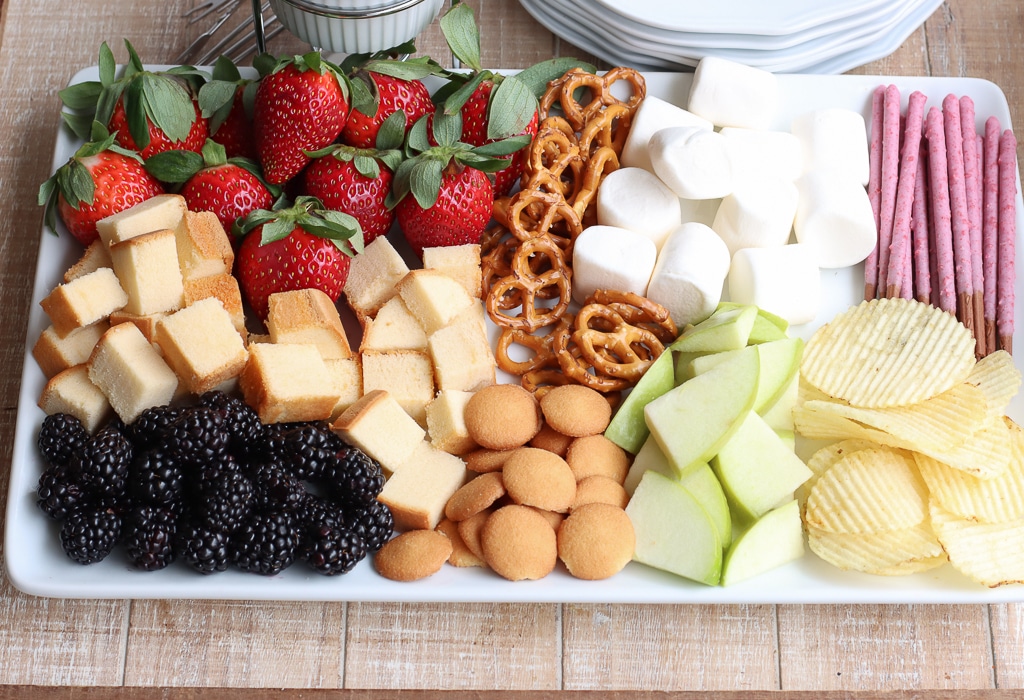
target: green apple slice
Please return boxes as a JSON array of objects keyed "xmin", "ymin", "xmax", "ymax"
[
  {"xmin": 645, "ymin": 348, "xmax": 760, "ymax": 474},
  {"xmin": 721, "ymin": 500, "xmax": 805, "ymax": 586},
  {"xmin": 605, "ymin": 349, "xmax": 676, "ymax": 454},
  {"xmin": 746, "ymin": 315, "xmax": 789, "ymax": 344},
  {"xmin": 761, "ymin": 372, "xmax": 798, "ymax": 432},
  {"xmin": 626, "ymin": 470, "xmax": 722, "ymax": 586},
  {"xmin": 679, "ymin": 462, "xmax": 732, "ymax": 547},
  {"xmin": 716, "ymin": 301, "xmax": 789, "ymax": 331},
  {"xmin": 669, "ymin": 306, "xmax": 757, "ymax": 353},
  {"xmin": 623, "ymin": 435, "xmax": 676, "ymax": 496},
  {"xmin": 711, "ymin": 411, "xmax": 813, "ymax": 523},
  {"xmin": 689, "ymin": 338, "xmax": 802, "ymax": 416}
]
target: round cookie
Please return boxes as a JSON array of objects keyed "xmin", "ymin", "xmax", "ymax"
[
  {"xmin": 436, "ymin": 518, "xmax": 485, "ymax": 568},
  {"xmin": 445, "ymin": 472, "xmax": 506, "ymax": 522},
  {"xmin": 464, "ymin": 448, "xmax": 515, "ymax": 473},
  {"xmin": 375, "ymin": 530, "xmax": 453, "ymax": 581},
  {"xmin": 566, "ymin": 434, "xmax": 631, "ymax": 483},
  {"xmin": 502, "ymin": 447, "xmax": 577, "ymax": 513},
  {"xmin": 557, "ymin": 503, "xmax": 635, "ymax": 580},
  {"xmin": 527, "ymin": 506, "xmax": 566, "ymax": 531},
  {"xmin": 572, "ymin": 475, "xmax": 630, "ymax": 511},
  {"xmin": 465, "ymin": 385, "xmax": 542, "ymax": 450},
  {"xmin": 529, "ymin": 423, "xmax": 574, "ymax": 457},
  {"xmin": 539, "ymin": 385, "xmax": 612, "ymax": 437},
  {"xmin": 481, "ymin": 504, "xmax": 558, "ymax": 581},
  {"xmin": 457, "ymin": 508, "xmax": 492, "ymax": 562}
]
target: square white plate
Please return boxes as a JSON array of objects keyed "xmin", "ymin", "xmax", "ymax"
[{"xmin": 6, "ymin": 69, "xmax": 1024, "ymax": 602}]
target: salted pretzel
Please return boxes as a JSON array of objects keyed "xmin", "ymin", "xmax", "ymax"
[
  {"xmin": 495, "ymin": 326, "xmax": 559, "ymax": 376},
  {"xmin": 571, "ymin": 145, "xmax": 620, "ymax": 224},
  {"xmin": 572, "ymin": 302, "xmax": 666, "ymax": 382},
  {"xmin": 485, "ymin": 234, "xmax": 572, "ymax": 332},
  {"xmin": 578, "ymin": 103, "xmax": 633, "ymax": 157},
  {"xmin": 584, "ymin": 289, "xmax": 678, "ymax": 344},
  {"xmin": 521, "ymin": 117, "xmax": 585, "ymax": 200},
  {"xmin": 550, "ymin": 318, "xmax": 633, "ymax": 392},
  {"xmin": 506, "ymin": 188, "xmax": 584, "ymax": 256},
  {"xmin": 539, "ymin": 67, "xmax": 647, "ymax": 132}
]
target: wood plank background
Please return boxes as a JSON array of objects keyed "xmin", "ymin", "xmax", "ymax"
[{"xmin": 0, "ymin": 0, "xmax": 1022, "ymax": 692}]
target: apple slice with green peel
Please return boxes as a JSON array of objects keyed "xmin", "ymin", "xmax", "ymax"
[
  {"xmin": 688, "ymin": 338, "xmax": 802, "ymax": 415},
  {"xmin": 673, "ymin": 350, "xmax": 704, "ymax": 385},
  {"xmin": 669, "ymin": 306, "xmax": 757, "ymax": 353},
  {"xmin": 679, "ymin": 462, "xmax": 732, "ymax": 547},
  {"xmin": 711, "ymin": 411, "xmax": 813, "ymax": 523},
  {"xmin": 626, "ymin": 470, "xmax": 722, "ymax": 585},
  {"xmin": 623, "ymin": 434, "xmax": 676, "ymax": 495},
  {"xmin": 746, "ymin": 315, "xmax": 789, "ymax": 344},
  {"xmin": 760, "ymin": 372, "xmax": 798, "ymax": 432},
  {"xmin": 775, "ymin": 428, "xmax": 796, "ymax": 451},
  {"xmin": 605, "ymin": 349, "xmax": 676, "ymax": 454},
  {"xmin": 716, "ymin": 301, "xmax": 789, "ymax": 331},
  {"xmin": 721, "ymin": 499, "xmax": 804, "ymax": 586},
  {"xmin": 645, "ymin": 348, "xmax": 760, "ymax": 474}
]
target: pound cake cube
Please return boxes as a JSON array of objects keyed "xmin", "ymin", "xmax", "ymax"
[
  {"xmin": 325, "ymin": 357, "xmax": 362, "ymax": 421},
  {"xmin": 63, "ymin": 241, "xmax": 113, "ymax": 283},
  {"xmin": 109, "ymin": 228, "xmax": 185, "ymax": 315},
  {"xmin": 108, "ymin": 309, "xmax": 165, "ymax": 342},
  {"xmin": 156, "ymin": 297, "xmax": 249, "ymax": 395},
  {"xmin": 359, "ymin": 295, "xmax": 427, "ymax": 352},
  {"xmin": 87, "ymin": 322, "xmax": 179, "ymax": 424},
  {"xmin": 176, "ymin": 210, "xmax": 234, "ymax": 281},
  {"xmin": 422, "ymin": 244, "xmax": 482, "ymax": 299},
  {"xmin": 32, "ymin": 321, "xmax": 109, "ymax": 379},
  {"xmin": 239, "ymin": 342, "xmax": 335, "ymax": 424},
  {"xmin": 40, "ymin": 267, "xmax": 128, "ymax": 337},
  {"xmin": 183, "ymin": 273, "xmax": 246, "ymax": 337},
  {"xmin": 38, "ymin": 365, "xmax": 113, "ymax": 433},
  {"xmin": 425, "ymin": 389, "xmax": 477, "ymax": 455},
  {"xmin": 428, "ymin": 311, "xmax": 496, "ymax": 392},
  {"xmin": 360, "ymin": 350, "xmax": 434, "ymax": 424},
  {"xmin": 398, "ymin": 269, "xmax": 475, "ymax": 336},
  {"xmin": 266, "ymin": 288, "xmax": 352, "ymax": 360},
  {"xmin": 343, "ymin": 236, "xmax": 410, "ymax": 318},
  {"xmin": 378, "ymin": 442, "xmax": 469, "ymax": 531},
  {"xmin": 95, "ymin": 193, "xmax": 187, "ymax": 247},
  {"xmin": 332, "ymin": 390, "xmax": 425, "ymax": 474}
]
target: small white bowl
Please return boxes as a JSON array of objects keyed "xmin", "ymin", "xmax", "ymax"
[{"xmin": 270, "ymin": 0, "xmax": 445, "ymax": 54}]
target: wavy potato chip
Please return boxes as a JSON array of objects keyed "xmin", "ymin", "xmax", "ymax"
[
  {"xmin": 805, "ymin": 447, "xmax": 927, "ymax": 534},
  {"xmin": 930, "ymin": 501, "xmax": 1024, "ymax": 587},
  {"xmin": 965, "ymin": 350, "xmax": 1022, "ymax": 420},
  {"xmin": 807, "ymin": 522, "xmax": 945, "ymax": 575},
  {"xmin": 801, "ymin": 298, "xmax": 976, "ymax": 408},
  {"xmin": 796, "ymin": 439, "xmax": 877, "ymax": 507}
]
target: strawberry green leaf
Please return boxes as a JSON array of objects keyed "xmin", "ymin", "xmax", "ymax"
[
  {"xmin": 141, "ymin": 74, "xmax": 196, "ymax": 143},
  {"xmin": 61, "ymin": 111, "xmax": 95, "ymax": 141},
  {"xmin": 123, "ymin": 79, "xmax": 150, "ymax": 150},
  {"xmin": 145, "ymin": 149, "xmax": 205, "ymax": 183},
  {"xmin": 349, "ymin": 74, "xmax": 376, "ymax": 117},
  {"xmin": 98, "ymin": 42, "xmax": 116, "ymax": 86},
  {"xmin": 123, "ymin": 40, "xmax": 145, "ymax": 77},
  {"xmin": 201, "ymin": 139, "xmax": 227, "ymax": 166},
  {"xmin": 378, "ymin": 149, "xmax": 403, "ymax": 173},
  {"xmin": 60, "ymin": 82, "xmax": 103, "ymax": 112},
  {"xmin": 164, "ymin": 66, "xmax": 209, "ymax": 94},
  {"xmin": 456, "ymin": 151, "xmax": 514, "ymax": 173},
  {"xmin": 376, "ymin": 110, "xmax": 407, "ymax": 151},
  {"xmin": 440, "ymin": 1, "xmax": 482, "ymax": 72},
  {"xmin": 38, "ymin": 175, "xmax": 59, "ymax": 234},
  {"xmin": 58, "ymin": 158, "xmax": 96, "ymax": 209},
  {"xmin": 442, "ymin": 71, "xmax": 488, "ymax": 116},
  {"xmin": 253, "ymin": 52, "xmax": 278, "ymax": 78},
  {"xmin": 363, "ymin": 57, "xmax": 444, "ymax": 81},
  {"xmin": 472, "ymin": 134, "xmax": 532, "ymax": 157},
  {"xmin": 259, "ymin": 219, "xmax": 297, "ymax": 244},
  {"xmin": 409, "ymin": 157, "xmax": 445, "ymax": 210},
  {"xmin": 198, "ymin": 80, "xmax": 237, "ymax": 117},
  {"xmin": 487, "ymin": 75, "xmax": 537, "ymax": 140},
  {"xmin": 431, "ymin": 110, "xmax": 462, "ymax": 148},
  {"xmin": 87, "ymin": 121, "xmax": 116, "ymax": 146},
  {"xmin": 300, "ymin": 51, "xmax": 324, "ymax": 74},
  {"xmin": 95, "ymin": 80, "xmax": 127, "ymax": 130},
  {"xmin": 514, "ymin": 58, "xmax": 596, "ymax": 97},
  {"xmin": 212, "ymin": 55, "xmax": 243, "ymax": 83},
  {"xmin": 37, "ymin": 175, "xmax": 56, "ymax": 208},
  {"xmin": 386, "ymin": 157, "xmax": 417, "ymax": 208},
  {"xmin": 352, "ymin": 155, "xmax": 380, "ymax": 180}
]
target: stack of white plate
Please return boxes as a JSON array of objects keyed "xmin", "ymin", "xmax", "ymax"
[{"xmin": 518, "ymin": 0, "xmax": 943, "ymax": 74}]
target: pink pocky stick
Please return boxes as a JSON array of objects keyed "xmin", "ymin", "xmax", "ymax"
[
  {"xmin": 942, "ymin": 93, "xmax": 975, "ymax": 336},
  {"xmin": 864, "ymin": 85, "xmax": 885, "ymax": 301},
  {"xmin": 997, "ymin": 128, "xmax": 1018, "ymax": 354},
  {"xmin": 912, "ymin": 143, "xmax": 931, "ymax": 303},
  {"xmin": 983, "ymin": 116, "xmax": 1001, "ymax": 353},
  {"xmin": 960, "ymin": 96, "xmax": 985, "ymax": 356},
  {"xmin": 925, "ymin": 106, "xmax": 956, "ymax": 314},
  {"xmin": 877, "ymin": 85, "xmax": 901, "ymax": 295},
  {"xmin": 886, "ymin": 91, "xmax": 927, "ymax": 299}
]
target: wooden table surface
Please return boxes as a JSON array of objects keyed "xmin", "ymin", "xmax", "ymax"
[{"xmin": 1, "ymin": 0, "xmax": 1023, "ymax": 695}]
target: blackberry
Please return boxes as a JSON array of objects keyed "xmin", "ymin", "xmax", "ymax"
[
  {"xmin": 129, "ymin": 448, "xmax": 185, "ymax": 506},
  {"xmin": 231, "ymin": 509, "xmax": 299, "ymax": 575},
  {"xmin": 36, "ymin": 464, "xmax": 89, "ymax": 520},
  {"xmin": 196, "ymin": 470, "xmax": 254, "ymax": 532},
  {"xmin": 296, "ymin": 495, "xmax": 346, "ymax": 533},
  {"xmin": 128, "ymin": 405, "xmax": 183, "ymax": 449},
  {"xmin": 37, "ymin": 413, "xmax": 89, "ymax": 468},
  {"xmin": 278, "ymin": 422, "xmax": 344, "ymax": 480},
  {"xmin": 165, "ymin": 406, "xmax": 230, "ymax": 464},
  {"xmin": 345, "ymin": 500, "xmax": 394, "ymax": 553},
  {"xmin": 327, "ymin": 447, "xmax": 385, "ymax": 508},
  {"xmin": 59, "ymin": 506, "xmax": 122, "ymax": 564},
  {"xmin": 302, "ymin": 523, "xmax": 367, "ymax": 576},
  {"xmin": 199, "ymin": 391, "xmax": 266, "ymax": 457},
  {"xmin": 123, "ymin": 505, "xmax": 177, "ymax": 571},
  {"xmin": 175, "ymin": 520, "xmax": 230, "ymax": 574},
  {"xmin": 249, "ymin": 462, "xmax": 307, "ymax": 511},
  {"xmin": 71, "ymin": 423, "xmax": 133, "ymax": 499}
]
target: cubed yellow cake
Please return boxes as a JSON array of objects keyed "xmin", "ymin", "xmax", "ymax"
[
  {"xmin": 266, "ymin": 288, "xmax": 352, "ymax": 360},
  {"xmin": 95, "ymin": 193, "xmax": 187, "ymax": 247},
  {"xmin": 155, "ymin": 297, "xmax": 249, "ymax": 395},
  {"xmin": 87, "ymin": 322, "xmax": 179, "ymax": 424},
  {"xmin": 398, "ymin": 269, "xmax": 475, "ymax": 336},
  {"xmin": 422, "ymin": 244, "xmax": 482, "ymax": 299},
  {"xmin": 325, "ymin": 357, "xmax": 362, "ymax": 421},
  {"xmin": 109, "ymin": 228, "xmax": 185, "ymax": 315},
  {"xmin": 331, "ymin": 390, "xmax": 425, "ymax": 474},
  {"xmin": 40, "ymin": 267, "xmax": 128, "ymax": 337},
  {"xmin": 427, "ymin": 310, "xmax": 496, "ymax": 392},
  {"xmin": 32, "ymin": 320, "xmax": 109, "ymax": 379},
  {"xmin": 239, "ymin": 342, "xmax": 336, "ymax": 424},
  {"xmin": 425, "ymin": 389, "xmax": 477, "ymax": 455},
  {"xmin": 182, "ymin": 273, "xmax": 246, "ymax": 338},
  {"xmin": 108, "ymin": 309, "xmax": 165, "ymax": 342},
  {"xmin": 64, "ymin": 241, "xmax": 112, "ymax": 283},
  {"xmin": 38, "ymin": 365, "xmax": 113, "ymax": 433},
  {"xmin": 359, "ymin": 295, "xmax": 427, "ymax": 352},
  {"xmin": 342, "ymin": 236, "xmax": 410, "ymax": 318},
  {"xmin": 176, "ymin": 210, "xmax": 234, "ymax": 281},
  {"xmin": 360, "ymin": 349, "xmax": 434, "ymax": 424},
  {"xmin": 377, "ymin": 441, "xmax": 469, "ymax": 531}
]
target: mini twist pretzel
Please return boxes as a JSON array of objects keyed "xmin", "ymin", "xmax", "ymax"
[
  {"xmin": 507, "ymin": 189, "xmax": 583, "ymax": 257},
  {"xmin": 578, "ymin": 103, "xmax": 633, "ymax": 157},
  {"xmin": 573, "ymin": 303, "xmax": 666, "ymax": 381},
  {"xmin": 495, "ymin": 326, "xmax": 560, "ymax": 376},
  {"xmin": 539, "ymin": 67, "xmax": 647, "ymax": 131},
  {"xmin": 585, "ymin": 289, "xmax": 678, "ymax": 343},
  {"xmin": 551, "ymin": 318, "xmax": 632, "ymax": 393},
  {"xmin": 485, "ymin": 234, "xmax": 572, "ymax": 332},
  {"xmin": 571, "ymin": 145, "xmax": 619, "ymax": 223},
  {"xmin": 521, "ymin": 118, "xmax": 585, "ymax": 200}
]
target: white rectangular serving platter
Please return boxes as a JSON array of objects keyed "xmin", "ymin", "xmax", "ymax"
[{"xmin": 6, "ymin": 68, "xmax": 1024, "ymax": 602}]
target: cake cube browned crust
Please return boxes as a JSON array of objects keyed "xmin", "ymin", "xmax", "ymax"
[
  {"xmin": 266, "ymin": 288, "xmax": 352, "ymax": 360},
  {"xmin": 109, "ymin": 228, "xmax": 185, "ymax": 315},
  {"xmin": 239, "ymin": 342, "xmax": 336, "ymax": 424},
  {"xmin": 155, "ymin": 297, "xmax": 249, "ymax": 395},
  {"xmin": 40, "ymin": 267, "xmax": 128, "ymax": 337}
]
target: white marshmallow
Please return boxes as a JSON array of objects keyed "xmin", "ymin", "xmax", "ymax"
[
  {"xmin": 596, "ymin": 167, "xmax": 681, "ymax": 250},
  {"xmin": 620, "ymin": 95, "xmax": 714, "ymax": 174},
  {"xmin": 791, "ymin": 108, "xmax": 870, "ymax": 186},
  {"xmin": 686, "ymin": 56, "xmax": 779, "ymax": 129},
  {"xmin": 729, "ymin": 244, "xmax": 821, "ymax": 326},
  {"xmin": 680, "ymin": 197, "xmax": 721, "ymax": 227},
  {"xmin": 712, "ymin": 176, "xmax": 799, "ymax": 256},
  {"xmin": 719, "ymin": 127, "xmax": 803, "ymax": 184},
  {"xmin": 571, "ymin": 225, "xmax": 658, "ymax": 304},
  {"xmin": 794, "ymin": 171, "xmax": 877, "ymax": 268},
  {"xmin": 649, "ymin": 126, "xmax": 733, "ymax": 200},
  {"xmin": 647, "ymin": 222, "xmax": 731, "ymax": 327}
]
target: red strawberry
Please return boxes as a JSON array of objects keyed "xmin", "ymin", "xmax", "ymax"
[
  {"xmin": 234, "ymin": 196, "xmax": 362, "ymax": 319},
  {"xmin": 199, "ymin": 56, "xmax": 257, "ymax": 160},
  {"xmin": 39, "ymin": 132, "xmax": 164, "ymax": 246},
  {"xmin": 342, "ymin": 68, "xmax": 435, "ymax": 149},
  {"xmin": 253, "ymin": 52, "xmax": 350, "ymax": 186},
  {"xmin": 108, "ymin": 96, "xmax": 209, "ymax": 159}
]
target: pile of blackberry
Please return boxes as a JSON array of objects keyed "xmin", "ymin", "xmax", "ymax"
[{"xmin": 34, "ymin": 391, "xmax": 393, "ymax": 576}]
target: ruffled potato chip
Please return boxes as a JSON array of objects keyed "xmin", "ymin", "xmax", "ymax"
[
  {"xmin": 930, "ymin": 501, "xmax": 1024, "ymax": 587},
  {"xmin": 807, "ymin": 522, "xmax": 945, "ymax": 575},
  {"xmin": 965, "ymin": 350, "xmax": 1022, "ymax": 420},
  {"xmin": 796, "ymin": 439, "xmax": 876, "ymax": 507}
]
